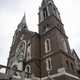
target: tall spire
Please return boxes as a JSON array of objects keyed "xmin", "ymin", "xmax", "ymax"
[
  {"xmin": 18, "ymin": 13, "xmax": 28, "ymax": 31},
  {"xmin": 21, "ymin": 13, "xmax": 26, "ymax": 25}
]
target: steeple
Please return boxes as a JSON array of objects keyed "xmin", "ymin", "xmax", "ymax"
[
  {"xmin": 21, "ymin": 13, "xmax": 26, "ymax": 25},
  {"xmin": 39, "ymin": 0, "xmax": 61, "ymax": 23},
  {"xmin": 17, "ymin": 13, "xmax": 28, "ymax": 31}
]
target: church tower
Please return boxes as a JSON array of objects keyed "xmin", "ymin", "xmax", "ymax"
[
  {"xmin": 39, "ymin": 0, "xmax": 70, "ymax": 54},
  {"xmin": 39, "ymin": 0, "xmax": 79, "ymax": 80},
  {"xmin": 6, "ymin": 14, "xmax": 41, "ymax": 80}
]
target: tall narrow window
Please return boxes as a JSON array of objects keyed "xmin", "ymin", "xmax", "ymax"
[
  {"xmin": 43, "ymin": 8, "xmax": 48, "ymax": 20},
  {"xmin": 48, "ymin": 3, "xmax": 53, "ymax": 16},
  {"xmin": 27, "ymin": 41, "xmax": 31, "ymax": 61},
  {"xmin": 45, "ymin": 39, "xmax": 51, "ymax": 53},
  {"xmin": 46, "ymin": 57, "xmax": 52, "ymax": 71},
  {"xmin": 25, "ymin": 65, "xmax": 31, "ymax": 78},
  {"xmin": 39, "ymin": 10, "xmax": 44, "ymax": 22},
  {"xmin": 71, "ymin": 63, "xmax": 74, "ymax": 72},
  {"xmin": 66, "ymin": 60, "xmax": 69, "ymax": 68},
  {"xmin": 61, "ymin": 38, "xmax": 68, "ymax": 53}
]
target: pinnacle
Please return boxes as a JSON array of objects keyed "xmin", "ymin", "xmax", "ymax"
[{"xmin": 21, "ymin": 13, "xmax": 26, "ymax": 25}]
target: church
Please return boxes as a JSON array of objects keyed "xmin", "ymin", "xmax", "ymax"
[{"xmin": 5, "ymin": 0, "xmax": 80, "ymax": 80}]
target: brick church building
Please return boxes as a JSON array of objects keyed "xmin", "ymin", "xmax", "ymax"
[{"xmin": 5, "ymin": 0, "xmax": 80, "ymax": 80}]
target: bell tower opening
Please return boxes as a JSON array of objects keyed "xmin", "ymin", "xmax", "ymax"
[
  {"xmin": 39, "ymin": 0, "xmax": 61, "ymax": 24},
  {"xmin": 48, "ymin": 2, "xmax": 53, "ymax": 16},
  {"xmin": 38, "ymin": 0, "xmax": 62, "ymax": 34},
  {"xmin": 43, "ymin": 7, "xmax": 48, "ymax": 20}
]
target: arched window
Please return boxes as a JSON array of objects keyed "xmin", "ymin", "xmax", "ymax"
[
  {"xmin": 46, "ymin": 57, "xmax": 52, "ymax": 71},
  {"xmin": 43, "ymin": 7, "xmax": 48, "ymax": 20},
  {"xmin": 25, "ymin": 65, "xmax": 31, "ymax": 78},
  {"xmin": 45, "ymin": 39, "xmax": 51, "ymax": 53},
  {"xmin": 27, "ymin": 40, "xmax": 31, "ymax": 61},
  {"xmin": 15, "ymin": 40, "xmax": 26, "ymax": 62},
  {"xmin": 61, "ymin": 38, "xmax": 68, "ymax": 53},
  {"xmin": 48, "ymin": 3, "xmax": 53, "ymax": 16}
]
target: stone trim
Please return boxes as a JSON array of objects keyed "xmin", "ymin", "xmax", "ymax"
[
  {"xmin": 41, "ymin": 70, "xmax": 80, "ymax": 80},
  {"xmin": 25, "ymin": 70, "xmax": 80, "ymax": 80},
  {"xmin": 42, "ymin": 49, "xmax": 74, "ymax": 61}
]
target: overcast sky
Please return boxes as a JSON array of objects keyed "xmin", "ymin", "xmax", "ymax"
[{"xmin": 0, "ymin": 0, "xmax": 80, "ymax": 69}]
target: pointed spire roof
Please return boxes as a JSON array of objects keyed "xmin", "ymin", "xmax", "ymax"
[
  {"xmin": 18, "ymin": 13, "xmax": 28, "ymax": 31},
  {"xmin": 21, "ymin": 13, "xmax": 26, "ymax": 25}
]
